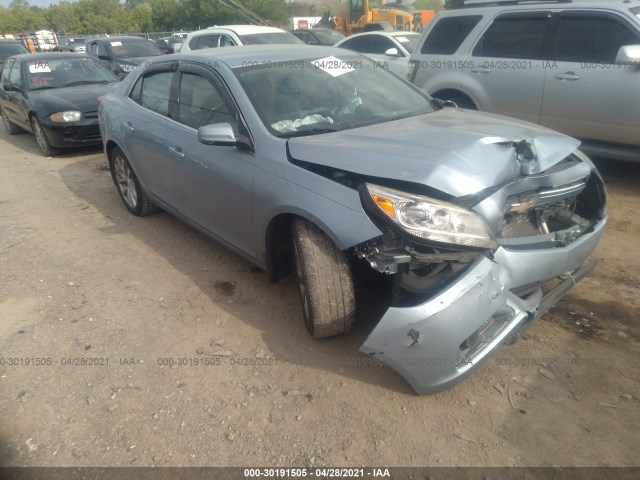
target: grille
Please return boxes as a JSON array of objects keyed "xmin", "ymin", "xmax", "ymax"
[
  {"xmin": 499, "ymin": 177, "xmax": 590, "ymax": 239},
  {"xmin": 500, "ymin": 212, "xmax": 540, "ymax": 238}
]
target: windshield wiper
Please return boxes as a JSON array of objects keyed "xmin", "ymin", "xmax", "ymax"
[
  {"xmin": 281, "ymin": 127, "xmax": 338, "ymax": 138},
  {"xmin": 63, "ymin": 80, "xmax": 111, "ymax": 87},
  {"xmin": 30, "ymin": 85, "xmax": 58, "ymax": 91}
]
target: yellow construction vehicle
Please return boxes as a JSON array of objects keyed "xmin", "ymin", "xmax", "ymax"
[{"xmin": 322, "ymin": 0, "xmax": 426, "ymax": 36}]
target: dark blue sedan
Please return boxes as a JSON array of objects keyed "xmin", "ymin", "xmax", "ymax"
[{"xmin": 0, "ymin": 53, "xmax": 119, "ymax": 156}]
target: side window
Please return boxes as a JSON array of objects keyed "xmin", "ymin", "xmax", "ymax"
[
  {"xmin": 89, "ymin": 42, "xmax": 98, "ymax": 56},
  {"xmin": 555, "ymin": 14, "xmax": 640, "ymax": 63},
  {"xmin": 131, "ymin": 71, "xmax": 174, "ymax": 117},
  {"xmin": 189, "ymin": 36, "xmax": 200, "ymax": 50},
  {"xmin": 8, "ymin": 62, "xmax": 21, "ymax": 84},
  {"xmin": 370, "ymin": 36, "xmax": 398, "ymax": 54},
  {"xmin": 474, "ymin": 14, "xmax": 553, "ymax": 59},
  {"xmin": 129, "ymin": 75, "xmax": 143, "ymax": 104},
  {"xmin": 421, "ymin": 15, "xmax": 482, "ymax": 54},
  {"xmin": 0, "ymin": 64, "xmax": 11, "ymax": 84},
  {"xmin": 197, "ymin": 34, "xmax": 219, "ymax": 49},
  {"xmin": 219, "ymin": 35, "xmax": 236, "ymax": 47},
  {"xmin": 177, "ymin": 72, "xmax": 235, "ymax": 129},
  {"xmin": 341, "ymin": 36, "xmax": 371, "ymax": 53}
]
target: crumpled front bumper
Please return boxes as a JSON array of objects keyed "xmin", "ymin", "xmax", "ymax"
[{"xmin": 359, "ymin": 217, "xmax": 606, "ymax": 395}]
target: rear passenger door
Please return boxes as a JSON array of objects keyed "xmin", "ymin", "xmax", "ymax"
[
  {"xmin": 121, "ymin": 66, "xmax": 185, "ymax": 208},
  {"xmin": 540, "ymin": 11, "xmax": 640, "ymax": 145},
  {"xmin": 466, "ymin": 12, "xmax": 554, "ymax": 123}
]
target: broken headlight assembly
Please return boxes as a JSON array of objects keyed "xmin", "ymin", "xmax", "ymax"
[{"xmin": 365, "ymin": 183, "xmax": 497, "ymax": 249}]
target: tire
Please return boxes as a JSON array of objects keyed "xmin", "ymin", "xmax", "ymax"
[
  {"xmin": 30, "ymin": 116, "xmax": 58, "ymax": 156},
  {"xmin": 436, "ymin": 93, "xmax": 476, "ymax": 110},
  {"xmin": 291, "ymin": 217, "xmax": 355, "ymax": 338},
  {"xmin": 1, "ymin": 107, "xmax": 23, "ymax": 135},
  {"xmin": 109, "ymin": 147, "xmax": 158, "ymax": 216}
]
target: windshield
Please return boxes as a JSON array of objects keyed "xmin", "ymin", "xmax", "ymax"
[
  {"xmin": 109, "ymin": 39, "xmax": 163, "ymax": 58},
  {"xmin": 235, "ymin": 54, "xmax": 434, "ymax": 137},
  {"xmin": 0, "ymin": 43, "xmax": 28, "ymax": 62},
  {"xmin": 392, "ymin": 33, "xmax": 420, "ymax": 54},
  {"xmin": 26, "ymin": 57, "xmax": 117, "ymax": 90},
  {"xmin": 238, "ymin": 32, "xmax": 302, "ymax": 45}
]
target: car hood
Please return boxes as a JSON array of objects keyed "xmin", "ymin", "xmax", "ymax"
[
  {"xmin": 287, "ymin": 109, "xmax": 581, "ymax": 197},
  {"xmin": 28, "ymin": 82, "xmax": 118, "ymax": 116}
]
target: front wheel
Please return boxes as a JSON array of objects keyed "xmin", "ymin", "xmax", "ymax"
[
  {"xmin": 1, "ymin": 107, "xmax": 23, "ymax": 135},
  {"xmin": 109, "ymin": 147, "xmax": 157, "ymax": 216},
  {"xmin": 292, "ymin": 218, "xmax": 355, "ymax": 338},
  {"xmin": 31, "ymin": 116, "xmax": 58, "ymax": 156}
]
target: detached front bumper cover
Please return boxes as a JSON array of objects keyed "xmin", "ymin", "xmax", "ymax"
[{"xmin": 360, "ymin": 218, "xmax": 606, "ymax": 395}]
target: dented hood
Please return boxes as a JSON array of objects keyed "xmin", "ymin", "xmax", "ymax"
[{"xmin": 287, "ymin": 109, "xmax": 580, "ymax": 197}]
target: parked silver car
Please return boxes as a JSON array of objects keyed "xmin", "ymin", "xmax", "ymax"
[
  {"xmin": 334, "ymin": 31, "xmax": 421, "ymax": 77},
  {"xmin": 409, "ymin": 0, "xmax": 640, "ymax": 162},
  {"xmin": 98, "ymin": 45, "xmax": 607, "ymax": 394}
]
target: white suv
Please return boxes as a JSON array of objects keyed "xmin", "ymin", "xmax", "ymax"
[
  {"xmin": 180, "ymin": 25, "xmax": 303, "ymax": 52},
  {"xmin": 409, "ymin": 0, "xmax": 640, "ymax": 162}
]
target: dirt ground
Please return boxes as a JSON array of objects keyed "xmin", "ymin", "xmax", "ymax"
[{"xmin": 0, "ymin": 127, "xmax": 639, "ymax": 470}]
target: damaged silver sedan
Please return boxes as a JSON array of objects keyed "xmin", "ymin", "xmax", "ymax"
[{"xmin": 98, "ymin": 45, "xmax": 607, "ymax": 394}]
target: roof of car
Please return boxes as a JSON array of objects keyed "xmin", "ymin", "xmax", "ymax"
[
  {"xmin": 185, "ymin": 44, "xmax": 351, "ymax": 68},
  {"xmin": 6, "ymin": 52, "xmax": 90, "ymax": 61},
  {"xmin": 90, "ymin": 36, "xmax": 147, "ymax": 42},
  {"xmin": 336, "ymin": 31, "xmax": 421, "ymax": 42},
  {"xmin": 201, "ymin": 25, "xmax": 286, "ymax": 35},
  {"xmin": 291, "ymin": 28, "xmax": 335, "ymax": 32},
  {"xmin": 447, "ymin": 0, "xmax": 640, "ymax": 14}
]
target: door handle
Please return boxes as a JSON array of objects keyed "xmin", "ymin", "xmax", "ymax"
[
  {"xmin": 168, "ymin": 146, "xmax": 185, "ymax": 160},
  {"xmin": 471, "ymin": 67, "xmax": 491, "ymax": 74},
  {"xmin": 554, "ymin": 72, "xmax": 580, "ymax": 81},
  {"xmin": 121, "ymin": 122, "xmax": 134, "ymax": 133}
]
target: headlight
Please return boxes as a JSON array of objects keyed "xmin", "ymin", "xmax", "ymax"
[
  {"xmin": 118, "ymin": 63, "xmax": 135, "ymax": 73},
  {"xmin": 49, "ymin": 111, "xmax": 82, "ymax": 122},
  {"xmin": 366, "ymin": 183, "xmax": 496, "ymax": 249}
]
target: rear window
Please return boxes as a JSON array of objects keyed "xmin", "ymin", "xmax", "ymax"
[
  {"xmin": 110, "ymin": 39, "xmax": 163, "ymax": 58},
  {"xmin": 238, "ymin": 33, "xmax": 302, "ymax": 45},
  {"xmin": 421, "ymin": 15, "xmax": 482, "ymax": 54}
]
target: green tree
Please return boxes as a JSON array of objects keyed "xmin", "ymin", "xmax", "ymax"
[
  {"xmin": 413, "ymin": 0, "xmax": 444, "ymax": 11},
  {"xmin": 9, "ymin": 0, "xmax": 30, "ymax": 11},
  {"xmin": 444, "ymin": 0, "xmax": 464, "ymax": 9}
]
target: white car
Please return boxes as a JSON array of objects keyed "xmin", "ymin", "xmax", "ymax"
[
  {"xmin": 334, "ymin": 31, "xmax": 421, "ymax": 77},
  {"xmin": 179, "ymin": 25, "xmax": 303, "ymax": 52}
]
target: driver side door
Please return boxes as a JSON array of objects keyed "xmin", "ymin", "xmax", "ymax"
[{"xmin": 171, "ymin": 62, "xmax": 256, "ymax": 258}]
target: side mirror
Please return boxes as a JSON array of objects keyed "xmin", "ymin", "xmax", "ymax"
[
  {"xmin": 384, "ymin": 47, "xmax": 400, "ymax": 57},
  {"xmin": 198, "ymin": 123, "xmax": 239, "ymax": 146},
  {"xmin": 98, "ymin": 54, "xmax": 110, "ymax": 61},
  {"xmin": 616, "ymin": 45, "xmax": 640, "ymax": 66},
  {"xmin": 3, "ymin": 83, "xmax": 22, "ymax": 92}
]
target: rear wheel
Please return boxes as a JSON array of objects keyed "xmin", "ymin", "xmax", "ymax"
[
  {"xmin": 292, "ymin": 218, "xmax": 355, "ymax": 338},
  {"xmin": 109, "ymin": 147, "xmax": 158, "ymax": 216},
  {"xmin": 435, "ymin": 92, "xmax": 476, "ymax": 110},
  {"xmin": 1, "ymin": 107, "xmax": 23, "ymax": 135},
  {"xmin": 31, "ymin": 116, "xmax": 58, "ymax": 156}
]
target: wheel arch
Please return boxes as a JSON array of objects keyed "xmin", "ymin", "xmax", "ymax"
[
  {"xmin": 264, "ymin": 211, "xmax": 349, "ymax": 284},
  {"xmin": 431, "ymin": 88, "xmax": 478, "ymax": 109}
]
